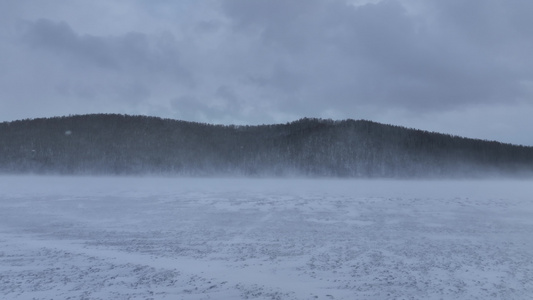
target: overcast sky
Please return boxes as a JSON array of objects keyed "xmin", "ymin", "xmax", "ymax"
[{"xmin": 1, "ymin": 0, "xmax": 533, "ymax": 145}]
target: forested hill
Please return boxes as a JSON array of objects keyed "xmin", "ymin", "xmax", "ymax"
[{"xmin": 1, "ymin": 114, "xmax": 532, "ymax": 177}]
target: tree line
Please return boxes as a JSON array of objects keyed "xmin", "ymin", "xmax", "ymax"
[{"xmin": 1, "ymin": 114, "xmax": 532, "ymax": 177}]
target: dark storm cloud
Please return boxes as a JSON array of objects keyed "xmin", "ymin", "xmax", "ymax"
[
  {"xmin": 0, "ymin": 14, "xmax": 193, "ymax": 119},
  {"xmin": 221, "ymin": 0, "xmax": 530, "ymax": 111},
  {"xmin": 21, "ymin": 19, "xmax": 190, "ymax": 82},
  {"xmin": 1, "ymin": 0, "xmax": 532, "ymax": 145}
]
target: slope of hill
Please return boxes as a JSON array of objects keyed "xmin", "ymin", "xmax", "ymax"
[{"xmin": 1, "ymin": 114, "xmax": 532, "ymax": 177}]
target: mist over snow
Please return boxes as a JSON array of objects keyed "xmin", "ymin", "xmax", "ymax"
[
  {"xmin": 2, "ymin": 1, "xmax": 533, "ymax": 296},
  {"xmin": 1, "ymin": 0, "xmax": 533, "ymax": 145},
  {"xmin": 1, "ymin": 176, "xmax": 533, "ymax": 299}
]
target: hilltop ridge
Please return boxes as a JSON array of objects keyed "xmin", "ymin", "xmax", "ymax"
[{"xmin": 1, "ymin": 114, "xmax": 532, "ymax": 177}]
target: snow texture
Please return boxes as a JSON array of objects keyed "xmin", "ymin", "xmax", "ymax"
[{"xmin": 0, "ymin": 176, "xmax": 532, "ymax": 299}]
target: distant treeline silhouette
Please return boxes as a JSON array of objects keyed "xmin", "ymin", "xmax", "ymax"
[{"xmin": 1, "ymin": 114, "xmax": 532, "ymax": 177}]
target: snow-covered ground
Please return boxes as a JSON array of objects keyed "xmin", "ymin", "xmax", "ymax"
[{"xmin": 0, "ymin": 176, "xmax": 532, "ymax": 299}]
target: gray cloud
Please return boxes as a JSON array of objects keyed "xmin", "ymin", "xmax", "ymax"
[
  {"xmin": 0, "ymin": 0, "xmax": 532, "ymax": 145},
  {"xmin": 21, "ymin": 19, "xmax": 190, "ymax": 82},
  {"xmin": 222, "ymin": 0, "xmax": 530, "ymax": 111}
]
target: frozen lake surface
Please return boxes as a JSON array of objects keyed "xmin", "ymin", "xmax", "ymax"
[{"xmin": 0, "ymin": 176, "xmax": 532, "ymax": 299}]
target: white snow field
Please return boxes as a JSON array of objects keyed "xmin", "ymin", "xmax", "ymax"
[{"xmin": 0, "ymin": 176, "xmax": 532, "ymax": 299}]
